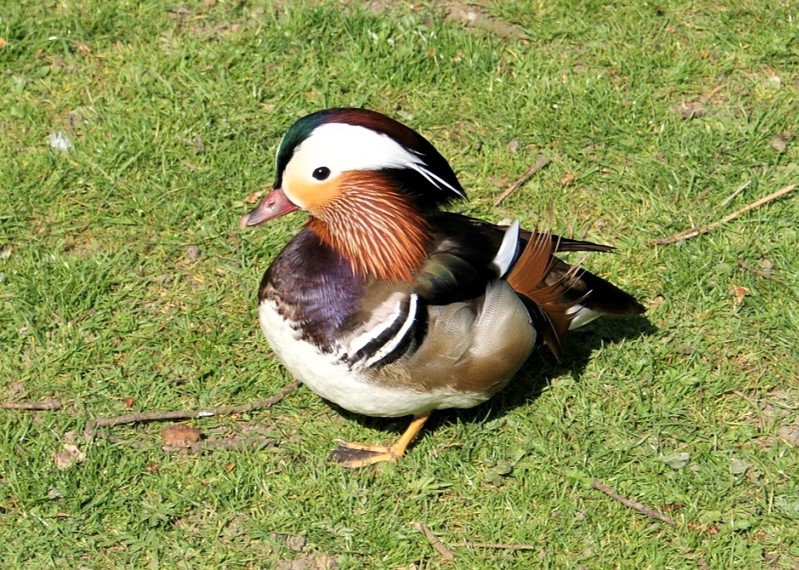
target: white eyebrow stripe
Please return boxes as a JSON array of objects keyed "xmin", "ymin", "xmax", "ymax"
[{"xmin": 286, "ymin": 122, "xmax": 462, "ymax": 195}]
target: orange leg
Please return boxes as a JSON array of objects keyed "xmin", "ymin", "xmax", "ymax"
[{"xmin": 328, "ymin": 413, "xmax": 430, "ymax": 468}]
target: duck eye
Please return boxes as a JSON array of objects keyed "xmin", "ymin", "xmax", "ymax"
[{"xmin": 312, "ymin": 167, "xmax": 331, "ymax": 181}]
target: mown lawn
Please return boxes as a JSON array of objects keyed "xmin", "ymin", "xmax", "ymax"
[{"xmin": 2, "ymin": 1, "xmax": 798, "ymax": 567}]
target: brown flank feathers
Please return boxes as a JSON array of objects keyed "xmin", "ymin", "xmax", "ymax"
[{"xmin": 506, "ymin": 230, "xmax": 586, "ymax": 361}]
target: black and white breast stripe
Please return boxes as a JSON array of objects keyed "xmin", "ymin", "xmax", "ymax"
[{"xmin": 341, "ymin": 294, "xmax": 425, "ymax": 370}]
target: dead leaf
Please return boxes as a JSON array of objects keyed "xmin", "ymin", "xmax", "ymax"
[
  {"xmin": 730, "ymin": 285, "xmax": 749, "ymax": 305},
  {"xmin": 53, "ymin": 444, "xmax": 86, "ymax": 470},
  {"xmin": 161, "ymin": 425, "xmax": 202, "ymax": 448},
  {"xmin": 122, "ymin": 397, "xmax": 134, "ymax": 408},
  {"xmin": 559, "ymin": 172, "xmax": 577, "ymax": 186}
]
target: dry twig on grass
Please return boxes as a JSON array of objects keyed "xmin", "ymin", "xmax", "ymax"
[
  {"xmin": 656, "ymin": 183, "xmax": 796, "ymax": 245},
  {"xmin": 494, "ymin": 156, "xmax": 551, "ymax": 205},
  {"xmin": 718, "ymin": 180, "xmax": 751, "ymax": 208},
  {"xmin": 84, "ymin": 380, "xmax": 300, "ymax": 440},
  {"xmin": 454, "ymin": 542, "xmax": 537, "ymax": 551},
  {"xmin": 0, "ymin": 400, "xmax": 61, "ymax": 411},
  {"xmin": 413, "ymin": 522, "xmax": 455, "ymax": 564},
  {"xmin": 590, "ymin": 479, "xmax": 677, "ymax": 527}
]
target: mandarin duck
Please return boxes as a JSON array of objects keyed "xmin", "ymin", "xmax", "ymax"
[{"xmin": 240, "ymin": 108, "xmax": 645, "ymax": 468}]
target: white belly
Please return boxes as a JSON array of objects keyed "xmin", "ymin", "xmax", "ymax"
[{"xmin": 258, "ymin": 300, "xmax": 486, "ymax": 417}]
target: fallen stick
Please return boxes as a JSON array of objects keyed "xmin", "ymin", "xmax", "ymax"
[
  {"xmin": 494, "ymin": 156, "xmax": 551, "ymax": 205},
  {"xmin": 590, "ymin": 479, "xmax": 677, "ymax": 527},
  {"xmin": 454, "ymin": 542, "xmax": 536, "ymax": 551},
  {"xmin": 656, "ymin": 183, "xmax": 796, "ymax": 245},
  {"xmin": 413, "ymin": 522, "xmax": 454, "ymax": 564},
  {"xmin": 0, "ymin": 400, "xmax": 61, "ymax": 411},
  {"xmin": 718, "ymin": 180, "xmax": 751, "ymax": 208},
  {"xmin": 84, "ymin": 380, "xmax": 300, "ymax": 439}
]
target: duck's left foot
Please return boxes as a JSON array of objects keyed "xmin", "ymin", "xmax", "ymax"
[
  {"xmin": 326, "ymin": 413, "xmax": 431, "ymax": 469},
  {"xmin": 328, "ymin": 441, "xmax": 397, "ymax": 468}
]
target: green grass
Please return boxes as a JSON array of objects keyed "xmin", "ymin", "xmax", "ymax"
[{"xmin": 2, "ymin": 0, "xmax": 798, "ymax": 567}]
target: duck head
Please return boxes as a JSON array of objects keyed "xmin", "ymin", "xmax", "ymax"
[{"xmin": 240, "ymin": 108, "xmax": 465, "ymax": 282}]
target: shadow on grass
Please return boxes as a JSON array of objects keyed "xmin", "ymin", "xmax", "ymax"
[{"xmin": 325, "ymin": 314, "xmax": 656, "ymax": 448}]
